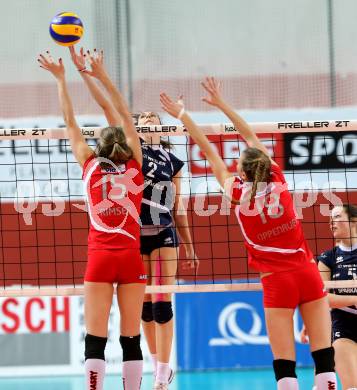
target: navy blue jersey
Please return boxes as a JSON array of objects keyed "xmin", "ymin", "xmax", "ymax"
[
  {"xmin": 140, "ymin": 141, "xmax": 184, "ymax": 226},
  {"xmin": 318, "ymin": 245, "xmax": 357, "ymax": 315}
]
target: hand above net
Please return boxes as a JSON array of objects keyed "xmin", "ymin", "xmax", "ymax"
[
  {"xmin": 159, "ymin": 93, "xmax": 185, "ymax": 119},
  {"xmin": 80, "ymin": 49, "xmax": 107, "ymax": 80},
  {"xmin": 37, "ymin": 51, "xmax": 65, "ymax": 80},
  {"xmin": 201, "ymin": 76, "xmax": 225, "ymax": 108},
  {"xmin": 69, "ymin": 46, "xmax": 86, "ymax": 72}
]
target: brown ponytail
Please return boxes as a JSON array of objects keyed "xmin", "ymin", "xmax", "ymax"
[
  {"xmin": 241, "ymin": 148, "xmax": 271, "ymax": 201},
  {"xmin": 95, "ymin": 126, "xmax": 133, "ymax": 168},
  {"xmin": 160, "ymin": 138, "xmax": 174, "ymax": 151}
]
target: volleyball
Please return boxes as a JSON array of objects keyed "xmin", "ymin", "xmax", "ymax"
[{"xmin": 49, "ymin": 12, "xmax": 83, "ymax": 47}]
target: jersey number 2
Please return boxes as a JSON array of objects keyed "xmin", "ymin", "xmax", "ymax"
[{"xmin": 147, "ymin": 161, "xmax": 158, "ymax": 178}]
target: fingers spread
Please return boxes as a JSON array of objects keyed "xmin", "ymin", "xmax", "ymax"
[
  {"xmin": 159, "ymin": 92, "xmax": 172, "ymax": 105},
  {"xmin": 202, "ymin": 98, "xmax": 213, "ymax": 105},
  {"xmin": 201, "ymin": 81, "xmax": 212, "ymax": 94}
]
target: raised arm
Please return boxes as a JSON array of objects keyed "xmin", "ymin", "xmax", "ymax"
[
  {"xmin": 37, "ymin": 52, "xmax": 93, "ymax": 166},
  {"xmin": 69, "ymin": 47, "xmax": 122, "ymax": 127},
  {"xmin": 83, "ymin": 50, "xmax": 141, "ymax": 166},
  {"xmin": 159, "ymin": 93, "xmax": 233, "ymax": 190},
  {"xmin": 172, "ymin": 171, "xmax": 199, "ymax": 270},
  {"xmin": 201, "ymin": 77, "xmax": 273, "ymax": 162}
]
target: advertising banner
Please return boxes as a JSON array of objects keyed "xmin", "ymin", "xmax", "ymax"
[
  {"xmin": 175, "ymin": 291, "xmax": 312, "ymax": 370},
  {"xmin": 0, "ymin": 295, "xmax": 173, "ymax": 376}
]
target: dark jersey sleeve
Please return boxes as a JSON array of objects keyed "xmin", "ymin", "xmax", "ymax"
[
  {"xmin": 317, "ymin": 248, "xmax": 335, "ymax": 269},
  {"xmin": 169, "ymin": 152, "xmax": 184, "ymax": 177}
]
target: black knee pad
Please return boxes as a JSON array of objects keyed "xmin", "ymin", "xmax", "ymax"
[
  {"xmin": 119, "ymin": 335, "xmax": 143, "ymax": 362},
  {"xmin": 273, "ymin": 359, "xmax": 297, "ymax": 381},
  {"xmin": 142, "ymin": 301, "xmax": 154, "ymax": 322},
  {"xmin": 84, "ymin": 334, "xmax": 107, "ymax": 361},
  {"xmin": 152, "ymin": 301, "xmax": 173, "ymax": 324},
  {"xmin": 312, "ymin": 347, "xmax": 335, "ymax": 374}
]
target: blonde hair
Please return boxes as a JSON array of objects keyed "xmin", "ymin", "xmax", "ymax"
[
  {"xmin": 95, "ymin": 126, "xmax": 133, "ymax": 167},
  {"xmin": 241, "ymin": 148, "xmax": 271, "ymax": 201}
]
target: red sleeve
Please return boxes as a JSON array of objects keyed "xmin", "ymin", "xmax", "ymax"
[
  {"xmin": 82, "ymin": 154, "xmax": 96, "ymax": 179},
  {"xmin": 231, "ymin": 176, "xmax": 244, "ymax": 202},
  {"xmin": 270, "ymin": 163, "xmax": 286, "ymax": 184}
]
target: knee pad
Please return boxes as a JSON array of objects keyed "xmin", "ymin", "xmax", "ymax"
[
  {"xmin": 152, "ymin": 301, "xmax": 173, "ymax": 324},
  {"xmin": 312, "ymin": 347, "xmax": 335, "ymax": 374},
  {"xmin": 273, "ymin": 359, "xmax": 297, "ymax": 381},
  {"xmin": 119, "ymin": 335, "xmax": 143, "ymax": 362},
  {"xmin": 142, "ymin": 301, "xmax": 154, "ymax": 322},
  {"xmin": 84, "ymin": 334, "xmax": 107, "ymax": 361}
]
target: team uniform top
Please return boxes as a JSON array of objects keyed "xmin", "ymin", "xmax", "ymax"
[
  {"xmin": 232, "ymin": 163, "xmax": 313, "ymax": 273},
  {"xmin": 318, "ymin": 245, "xmax": 357, "ymax": 316},
  {"xmin": 140, "ymin": 141, "xmax": 184, "ymax": 227},
  {"xmin": 83, "ymin": 155, "xmax": 144, "ymax": 250}
]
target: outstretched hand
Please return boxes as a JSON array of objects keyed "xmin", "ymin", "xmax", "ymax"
[
  {"xmin": 201, "ymin": 76, "xmax": 224, "ymax": 107},
  {"xmin": 160, "ymin": 93, "xmax": 185, "ymax": 119},
  {"xmin": 81, "ymin": 49, "xmax": 107, "ymax": 79},
  {"xmin": 69, "ymin": 46, "xmax": 86, "ymax": 71},
  {"xmin": 37, "ymin": 51, "xmax": 65, "ymax": 79}
]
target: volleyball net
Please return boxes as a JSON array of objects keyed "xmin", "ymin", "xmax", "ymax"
[
  {"xmin": 0, "ymin": 120, "xmax": 356, "ymax": 296},
  {"xmin": 3, "ymin": 1, "xmax": 357, "ymax": 120}
]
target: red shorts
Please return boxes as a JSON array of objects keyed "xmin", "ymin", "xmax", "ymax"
[
  {"xmin": 261, "ymin": 261, "xmax": 326, "ymax": 308},
  {"xmin": 85, "ymin": 249, "xmax": 147, "ymax": 284}
]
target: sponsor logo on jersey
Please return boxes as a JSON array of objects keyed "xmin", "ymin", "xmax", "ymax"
[
  {"xmin": 336, "ymin": 256, "xmax": 344, "ymax": 263},
  {"xmin": 164, "ymin": 236, "xmax": 173, "ymax": 244},
  {"xmin": 101, "ymin": 164, "xmax": 126, "ymax": 174},
  {"xmin": 337, "ymin": 287, "xmax": 357, "ymax": 294},
  {"xmin": 158, "ymin": 153, "xmax": 167, "ymax": 162}
]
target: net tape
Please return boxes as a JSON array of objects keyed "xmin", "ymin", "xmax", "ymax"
[{"xmin": 0, "ymin": 119, "xmax": 355, "ymax": 140}]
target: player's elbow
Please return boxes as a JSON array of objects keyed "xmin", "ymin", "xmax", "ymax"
[{"xmin": 326, "ymin": 294, "xmax": 340, "ymax": 308}]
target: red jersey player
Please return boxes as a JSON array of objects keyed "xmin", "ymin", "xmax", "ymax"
[
  {"xmin": 38, "ymin": 51, "xmax": 146, "ymax": 390},
  {"xmin": 68, "ymin": 46, "xmax": 197, "ymax": 389},
  {"xmin": 160, "ymin": 77, "xmax": 337, "ymax": 390}
]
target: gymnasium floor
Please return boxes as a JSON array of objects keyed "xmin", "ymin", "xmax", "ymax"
[{"xmin": 0, "ymin": 367, "xmax": 333, "ymax": 389}]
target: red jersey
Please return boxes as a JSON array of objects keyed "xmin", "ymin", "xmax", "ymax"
[
  {"xmin": 232, "ymin": 163, "xmax": 313, "ymax": 272},
  {"xmin": 83, "ymin": 155, "xmax": 144, "ymax": 250}
]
